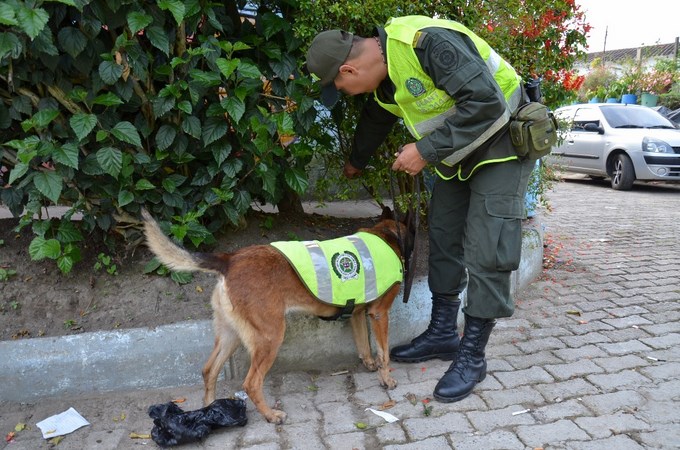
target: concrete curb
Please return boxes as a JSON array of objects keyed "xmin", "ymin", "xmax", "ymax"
[{"xmin": 1, "ymin": 212, "xmax": 543, "ymax": 402}]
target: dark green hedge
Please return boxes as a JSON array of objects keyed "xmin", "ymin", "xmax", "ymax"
[{"xmin": 1, "ymin": 0, "xmax": 319, "ymax": 272}]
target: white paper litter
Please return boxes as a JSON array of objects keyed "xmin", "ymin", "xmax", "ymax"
[
  {"xmin": 36, "ymin": 407, "xmax": 90, "ymax": 439},
  {"xmin": 365, "ymin": 408, "xmax": 399, "ymax": 423}
]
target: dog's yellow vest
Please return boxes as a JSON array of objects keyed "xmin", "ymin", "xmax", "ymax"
[{"xmin": 270, "ymin": 232, "xmax": 403, "ymax": 306}]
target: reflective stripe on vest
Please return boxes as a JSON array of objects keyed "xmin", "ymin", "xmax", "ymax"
[
  {"xmin": 376, "ymin": 16, "xmax": 523, "ymax": 177},
  {"xmin": 270, "ymin": 232, "xmax": 403, "ymax": 306}
]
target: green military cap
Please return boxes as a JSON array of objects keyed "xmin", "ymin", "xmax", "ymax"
[{"xmin": 305, "ymin": 30, "xmax": 354, "ymax": 107}]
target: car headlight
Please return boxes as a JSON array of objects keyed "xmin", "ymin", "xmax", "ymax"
[{"xmin": 642, "ymin": 137, "xmax": 673, "ymax": 153}]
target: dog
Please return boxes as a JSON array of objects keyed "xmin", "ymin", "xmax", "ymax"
[{"xmin": 142, "ymin": 208, "xmax": 413, "ymax": 424}]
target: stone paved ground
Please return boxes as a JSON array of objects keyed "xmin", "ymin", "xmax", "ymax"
[{"xmin": 2, "ymin": 176, "xmax": 679, "ymax": 449}]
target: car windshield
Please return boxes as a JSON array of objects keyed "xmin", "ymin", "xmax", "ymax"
[{"xmin": 600, "ymin": 106, "xmax": 677, "ymax": 129}]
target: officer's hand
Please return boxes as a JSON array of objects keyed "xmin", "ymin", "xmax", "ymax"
[
  {"xmin": 391, "ymin": 143, "xmax": 427, "ymax": 176},
  {"xmin": 343, "ymin": 161, "xmax": 363, "ymax": 179}
]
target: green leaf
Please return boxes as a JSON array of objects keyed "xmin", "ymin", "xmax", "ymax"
[
  {"xmin": 155, "ymin": 124, "xmax": 176, "ymax": 151},
  {"xmin": 222, "ymin": 97, "xmax": 245, "ymax": 123},
  {"xmin": 151, "ymin": 96, "xmax": 175, "ymax": 118},
  {"xmin": 143, "ymin": 257, "xmax": 162, "ymax": 274},
  {"xmin": 190, "ymin": 166, "xmax": 212, "ymax": 186},
  {"xmin": 93, "ymin": 92, "xmax": 124, "ymax": 106},
  {"xmin": 32, "ymin": 27, "xmax": 58, "ymax": 56},
  {"xmin": 170, "ymin": 223, "xmax": 187, "ymax": 240},
  {"xmin": 0, "ymin": 3, "xmax": 18, "ymax": 26},
  {"xmin": 29, "ymin": 237, "xmax": 61, "ymax": 261},
  {"xmin": 259, "ymin": 12, "xmax": 287, "ymax": 39},
  {"xmin": 127, "ymin": 11, "xmax": 152, "ymax": 34},
  {"xmin": 157, "ymin": 0, "xmax": 185, "ymax": 25},
  {"xmin": 181, "ymin": 116, "xmax": 201, "ymax": 139},
  {"xmin": 32, "ymin": 220, "xmax": 51, "ymax": 238},
  {"xmin": 16, "ymin": 6, "xmax": 49, "ymax": 40},
  {"xmin": 233, "ymin": 42, "xmax": 251, "ymax": 52},
  {"xmin": 0, "ymin": 32, "xmax": 22, "ymax": 60},
  {"xmin": 146, "ymin": 26, "xmax": 169, "ymax": 56},
  {"xmin": 81, "ymin": 154, "xmax": 104, "ymax": 175},
  {"xmin": 57, "ymin": 255, "xmax": 74, "ymax": 274},
  {"xmin": 177, "ymin": 101, "xmax": 192, "ymax": 114},
  {"xmin": 233, "ymin": 190, "xmax": 251, "ymax": 214},
  {"xmin": 70, "ymin": 113, "xmax": 98, "ymax": 141},
  {"xmin": 211, "ymin": 142, "xmax": 232, "ymax": 166},
  {"xmin": 222, "ymin": 159, "xmax": 243, "ymax": 178},
  {"xmin": 51, "ymin": 0, "xmax": 78, "ymax": 8},
  {"xmin": 57, "ymin": 27, "xmax": 87, "ymax": 58},
  {"xmin": 135, "ymin": 179, "xmax": 155, "ymax": 190},
  {"xmin": 216, "ymin": 58, "xmax": 239, "ymax": 79},
  {"xmin": 53, "ymin": 143, "xmax": 79, "ymax": 169},
  {"xmin": 97, "ymin": 147, "xmax": 123, "ymax": 178},
  {"xmin": 170, "ymin": 271, "xmax": 193, "ymax": 284},
  {"xmin": 118, "ymin": 190, "xmax": 134, "ymax": 207},
  {"xmin": 284, "ymin": 168, "xmax": 309, "ymax": 195},
  {"xmin": 271, "ymin": 55, "xmax": 296, "ymax": 81},
  {"xmin": 202, "ymin": 118, "xmax": 227, "ymax": 146},
  {"xmin": 8, "ymin": 162, "xmax": 29, "ymax": 184},
  {"xmin": 99, "ymin": 60, "xmax": 123, "ymax": 85},
  {"xmin": 33, "ymin": 109, "xmax": 60, "ymax": 128},
  {"xmin": 162, "ymin": 177, "xmax": 176, "ymax": 193},
  {"xmin": 34, "ymin": 171, "xmax": 63, "ymax": 203},
  {"xmin": 237, "ymin": 62, "xmax": 262, "ymax": 79},
  {"xmin": 111, "ymin": 121, "xmax": 142, "ymax": 147},
  {"xmin": 189, "ymin": 69, "xmax": 222, "ymax": 87},
  {"xmin": 57, "ymin": 221, "xmax": 83, "ymax": 243},
  {"xmin": 260, "ymin": 166, "xmax": 276, "ymax": 196}
]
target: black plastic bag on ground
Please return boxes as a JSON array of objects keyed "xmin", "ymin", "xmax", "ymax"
[{"xmin": 148, "ymin": 398, "xmax": 248, "ymax": 447}]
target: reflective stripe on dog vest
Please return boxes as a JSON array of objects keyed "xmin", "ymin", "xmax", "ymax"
[{"xmin": 270, "ymin": 232, "xmax": 403, "ymax": 306}]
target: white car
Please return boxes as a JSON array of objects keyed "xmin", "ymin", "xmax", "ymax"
[{"xmin": 548, "ymin": 103, "xmax": 680, "ymax": 190}]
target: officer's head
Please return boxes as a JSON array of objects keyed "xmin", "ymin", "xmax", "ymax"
[{"xmin": 305, "ymin": 30, "xmax": 387, "ymax": 108}]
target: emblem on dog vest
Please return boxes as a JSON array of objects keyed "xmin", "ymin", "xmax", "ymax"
[
  {"xmin": 270, "ymin": 232, "xmax": 403, "ymax": 306},
  {"xmin": 332, "ymin": 251, "xmax": 360, "ymax": 281}
]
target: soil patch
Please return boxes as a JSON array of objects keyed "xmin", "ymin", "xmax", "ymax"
[{"xmin": 1, "ymin": 209, "xmax": 399, "ymax": 341}]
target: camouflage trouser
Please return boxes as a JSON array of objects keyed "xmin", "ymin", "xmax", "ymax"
[{"xmin": 427, "ymin": 156, "xmax": 535, "ymax": 319}]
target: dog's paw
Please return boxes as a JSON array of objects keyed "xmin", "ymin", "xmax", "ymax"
[
  {"xmin": 265, "ymin": 409, "xmax": 287, "ymax": 425},
  {"xmin": 380, "ymin": 376, "xmax": 398, "ymax": 390},
  {"xmin": 362, "ymin": 358, "xmax": 379, "ymax": 372}
]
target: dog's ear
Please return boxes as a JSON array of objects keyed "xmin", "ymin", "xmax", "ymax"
[{"xmin": 379, "ymin": 206, "xmax": 394, "ymax": 221}]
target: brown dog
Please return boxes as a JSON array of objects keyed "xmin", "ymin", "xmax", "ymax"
[{"xmin": 141, "ymin": 208, "xmax": 409, "ymax": 424}]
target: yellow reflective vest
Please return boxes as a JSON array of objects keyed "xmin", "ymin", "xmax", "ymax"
[
  {"xmin": 271, "ymin": 232, "xmax": 403, "ymax": 306},
  {"xmin": 377, "ymin": 16, "xmax": 524, "ymax": 179}
]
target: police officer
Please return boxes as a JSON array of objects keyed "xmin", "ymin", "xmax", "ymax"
[{"xmin": 305, "ymin": 15, "xmax": 536, "ymax": 402}]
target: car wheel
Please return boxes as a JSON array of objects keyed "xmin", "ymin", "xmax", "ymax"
[{"xmin": 611, "ymin": 153, "xmax": 635, "ymax": 190}]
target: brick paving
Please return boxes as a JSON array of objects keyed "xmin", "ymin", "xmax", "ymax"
[{"xmin": 2, "ymin": 176, "xmax": 679, "ymax": 449}]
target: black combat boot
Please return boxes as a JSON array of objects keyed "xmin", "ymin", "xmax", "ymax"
[
  {"xmin": 390, "ymin": 295, "xmax": 460, "ymax": 363},
  {"xmin": 433, "ymin": 314, "xmax": 495, "ymax": 403}
]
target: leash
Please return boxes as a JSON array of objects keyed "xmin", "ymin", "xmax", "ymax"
[{"xmin": 387, "ymin": 168, "xmax": 421, "ymax": 304}]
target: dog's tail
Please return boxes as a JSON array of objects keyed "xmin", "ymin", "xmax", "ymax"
[{"xmin": 141, "ymin": 208, "xmax": 225, "ymax": 275}]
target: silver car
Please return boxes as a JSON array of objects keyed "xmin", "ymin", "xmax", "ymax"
[{"xmin": 548, "ymin": 103, "xmax": 680, "ymax": 190}]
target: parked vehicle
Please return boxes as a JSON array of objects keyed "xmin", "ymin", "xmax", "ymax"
[{"xmin": 547, "ymin": 103, "xmax": 680, "ymax": 190}]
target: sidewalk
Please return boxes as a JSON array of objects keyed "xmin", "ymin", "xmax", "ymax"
[
  {"xmin": 3, "ymin": 180, "xmax": 679, "ymax": 448},
  {"xmin": 0, "ymin": 200, "xmax": 541, "ymax": 403}
]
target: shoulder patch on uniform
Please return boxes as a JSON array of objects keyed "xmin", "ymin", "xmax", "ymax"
[
  {"xmin": 413, "ymin": 31, "xmax": 427, "ymax": 48},
  {"xmin": 332, "ymin": 251, "xmax": 361, "ymax": 281},
  {"xmin": 431, "ymin": 41, "xmax": 458, "ymax": 69}
]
